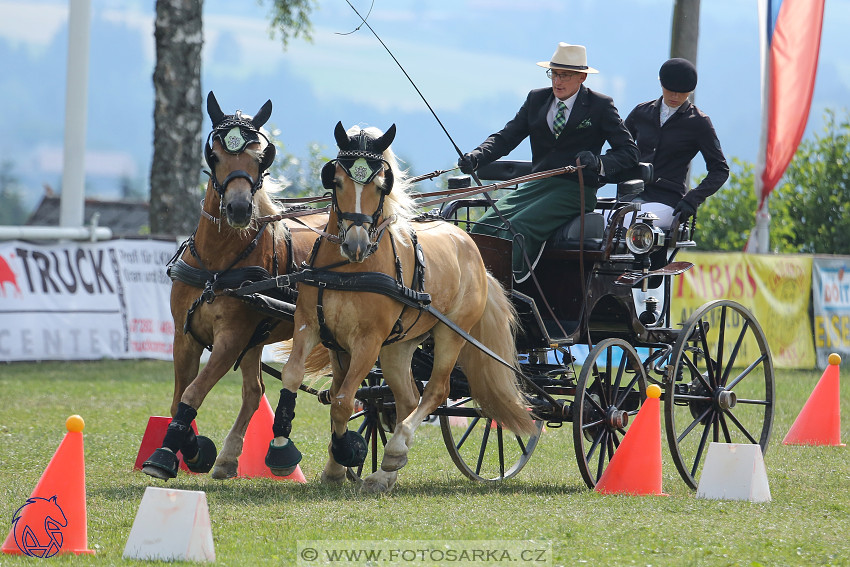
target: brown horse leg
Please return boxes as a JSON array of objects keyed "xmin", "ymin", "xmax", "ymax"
[
  {"xmin": 142, "ymin": 330, "xmax": 236, "ymax": 480},
  {"xmin": 379, "ymin": 331, "xmax": 465, "ymax": 478},
  {"xmin": 170, "ymin": 331, "xmax": 204, "ymax": 416},
  {"xmin": 267, "ymin": 324, "xmax": 321, "ymax": 476},
  {"xmin": 320, "ymin": 351, "xmax": 350, "ymax": 483},
  {"xmin": 210, "ymin": 346, "xmax": 264, "ymax": 479},
  {"xmin": 378, "ymin": 340, "xmax": 422, "ymax": 430},
  {"xmin": 322, "ymin": 343, "xmax": 381, "ymax": 476},
  {"xmin": 357, "ymin": 341, "xmax": 422, "ymax": 493}
]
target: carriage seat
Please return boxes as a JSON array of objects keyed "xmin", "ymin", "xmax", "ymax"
[
  {"xmin": 472, "ymin": 160, "xmax": 655, "ymax": 252},
  {"xmin": 547, "ymin": 213, "xmax": 606, "ymax": 250}
]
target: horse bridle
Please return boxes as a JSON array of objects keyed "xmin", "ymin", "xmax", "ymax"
[
  {"xmin": 322, "ymin": 148, "xmax": 395, "ymax": 256},
  {"xmin": 203, "ymin": 113, "xmax": 276, "ymax": 223}
]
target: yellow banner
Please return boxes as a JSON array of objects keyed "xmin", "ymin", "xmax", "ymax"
[{"xmin": 673, "ymin": 252, "xmax": 814, "ymax": 369}]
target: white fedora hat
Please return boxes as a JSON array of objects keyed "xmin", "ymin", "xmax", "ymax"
[{"xmin": 537, "ymin": 42, "xmax": 598, "ymax": 74}]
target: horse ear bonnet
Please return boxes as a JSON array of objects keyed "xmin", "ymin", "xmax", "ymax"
[
  {"xmin": 204, "ymin": 92, "xmax": 274, "ymax": 170},
  {"xmin": 260, "ymin": 143, "xmax": 276, "ymax": 171},
  {"xmin": 328, "ymin": 122, "xmax": 396, "ymax": 194},
  {"xmin": 321, "ymin": 160, "xmax": 337, "ymax": 190}
]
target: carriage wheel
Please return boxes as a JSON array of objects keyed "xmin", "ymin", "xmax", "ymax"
[
  {"xmin": 573, "ymin": 338, "xmax": 648, "ymax": 489},
  {"xmin": 664, "ymin": 300, "xmax": 775, "ymax": 489},
  {"xmin": 440, "ymin": 400, "xmax": 543, "ymax": 482}
]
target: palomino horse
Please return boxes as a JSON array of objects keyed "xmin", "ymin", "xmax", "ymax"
[
  {"xmin": 142, "ymin": 92, "xmax": 328, "ymax": 480},
  {"xmin": 266, "ymin": 122, "xmax": 537, "ymax": 493}
]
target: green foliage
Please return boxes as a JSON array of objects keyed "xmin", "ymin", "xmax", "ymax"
[
  {"xmin": 0, "ymin": 160, "xmax": 28, "ymax": 226},
  {"xmin": 693, "ymin": 158, "xmax": 759, "ymax": 251},
  {"xmin": 268, "ymin": 136, "xmax": 334, "ymax": 198},
  {"xmin": 695, "ymin": 109, "xmax": 850, "ymax": 253},
  {"xmin": 772, "ymin": 109, "xmax": 850, "ymax": 253},
  {"xmin": 262, "ymin": 0, "xmax": 315, "ymax": 46}
]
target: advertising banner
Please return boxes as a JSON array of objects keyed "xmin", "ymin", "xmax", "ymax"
[
  {"xmin": 0, "ymin": 239, "xmax": 177, "ymax": 362},
  {"xmin": 811, "ymin": 256, "xmax": 850, "ymax": 368},
  {"xmin": 674, "ymin": 251, "xmax": 814, "ymax": 369}
]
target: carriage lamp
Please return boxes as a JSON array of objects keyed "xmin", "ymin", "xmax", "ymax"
[{"xmin": 625, "ymin": 213, "xmax": 665, "ymax": 256}]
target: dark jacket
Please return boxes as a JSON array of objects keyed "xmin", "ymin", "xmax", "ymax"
[
  {"xmin": 625, "ymin": 98, "xmax": 729, "ymax": 209},
  {"xmin": 469, "ymin": 86, "xmax": 639, "ymax": 189}
]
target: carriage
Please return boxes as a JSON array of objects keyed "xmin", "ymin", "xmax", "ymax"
[
  {"xmin": 145, "ymin": 100, "xmax": 774, "ymax": 492},
  {"xmin": 267, "ymin": 157, "xmax": 775, "ymax": 491}
]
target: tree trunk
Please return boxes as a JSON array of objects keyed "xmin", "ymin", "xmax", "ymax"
[
  {"xmin": 670, "ymin": 0, "xmax": 700, "ymax": 64},
  {"xmin": 671, "ymin": 0, "xmax": 701, "ymax": 188},
  {"xmin": 149, "ymin": 0, "xmax": 203, "ymax": 236}
]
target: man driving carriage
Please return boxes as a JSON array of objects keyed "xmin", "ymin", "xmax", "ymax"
[{"xmin": 458, "ymin": 42, "xmax": 639, "ymax": 283}]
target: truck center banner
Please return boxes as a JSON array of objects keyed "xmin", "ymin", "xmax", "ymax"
[
  {"xmin": 0, "ymin": 240, "xmax": 833, "ymax": 368},
  {"xmin": 0, "ymin": 239, "xmax": 177, "ymax": 361}
]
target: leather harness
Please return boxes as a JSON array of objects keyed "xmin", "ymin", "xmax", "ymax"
[{"xmin": 168, "ymin": 220, "xmax": 296, "ymax": 368}]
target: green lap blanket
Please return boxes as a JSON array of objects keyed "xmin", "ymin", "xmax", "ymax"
[{"xmin": 470, "ymin": 177, "xmax": 597, "ymax": 283}]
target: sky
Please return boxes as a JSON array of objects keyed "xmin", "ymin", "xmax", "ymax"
[{"xmin": 0, "ymin": 0, "xmax": 848, "ymax": 205}]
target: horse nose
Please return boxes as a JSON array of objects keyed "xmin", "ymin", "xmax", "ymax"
[
  {"xmin": 341, "ymin": 241, "xmax": 365, "ymax": 262},
  {"xmin": 226, "ymin": 200, "xmax": 253, "ymax": 228},
  {"xmin": 341, "ymin": 228, "xmax": 372, "ymax": 262}
]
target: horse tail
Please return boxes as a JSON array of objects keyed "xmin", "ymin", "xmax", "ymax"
[
  {"xmin": 304, "ymin": 345, "xmax": 332, "ymax": 377},
  {"xmin": 456, "ymin": 273, "xmax": 537, "ymax": 436},
  {"xmin": 274, "ymin": 341, "xmax": 332, "ymax": 382}
]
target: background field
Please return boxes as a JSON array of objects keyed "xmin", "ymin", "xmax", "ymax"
[{"xmin": 1, "ymin": 360, "xmax": 848, "ymax": 566}]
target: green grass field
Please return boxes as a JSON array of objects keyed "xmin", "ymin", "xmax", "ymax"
[{"xmin": 1, "ymin": 360, "xmax": 848, "ymax": 566}]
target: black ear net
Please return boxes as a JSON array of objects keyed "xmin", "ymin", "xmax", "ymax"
[
  {"xmin": 204, "ymin": 135, "xmax": 216, "ymax": 170},
  {"xmin": 321, "ymin": 161, "xmax": 337, "ymax": 190},
  {"xmin": 260, "ymin": 142, "xmax": 276, "ymax": 171},
  {"xmin": 381, "ymin": 167, "xmax": 394, "ymax": 195}
]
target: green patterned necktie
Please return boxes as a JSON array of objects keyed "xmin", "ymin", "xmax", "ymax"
[{"xmin": 553, "ymin": 101, "xmax": 567, "ymax": 137}]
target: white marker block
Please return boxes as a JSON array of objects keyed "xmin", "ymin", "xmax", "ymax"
[
  {"xmin": 696, "ymin": 442, "xmax": 771, "ymax": 503},
  {"xmin": 123, "ymin": 487, "xmax": 215, "ymax": 562}
]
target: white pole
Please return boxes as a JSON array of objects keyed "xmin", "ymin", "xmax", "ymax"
[
  {"xmin": 59, "ymin": 0, "xmax": 92, "ymax": 228},
  {"xmin": 747, "ymin": 0, "xmax": 771, "ymax": 253}
]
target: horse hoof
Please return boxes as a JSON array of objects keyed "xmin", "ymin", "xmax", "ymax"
[
  {"xmin": 361, "ymin": 473, "xmax": 396, "ymax": 494},
  {"xmin": 380, "ymin": 453, "xmax": 408, "ymax": 472},
  {"xmin": 265, "ymin": 440, "xmax": 302, "ymax": 477},
  {"xmin": 330, "ymin": 431, "xmax": 367, "ymax": 468},
  {"xmin": 142, "ymin": 448, "xmax": 179, "ymax": 480},
  {"xmin": 210, "ymin": 461, "xmax": 237, "ymax": 480},
  {"xmin": 320, "ymin": 470, "xmax": 346, "ymax": 484},
  {"xmin": 185, "ymin": 436, "xmax": 217, "ymax": 474}
]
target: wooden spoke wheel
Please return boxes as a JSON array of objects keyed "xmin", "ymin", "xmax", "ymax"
[
  {"xmin": 573, "ymin": 338, "xmax": 648, "ymax": 489},
  {"xmin": 664, "ymin": 300, "xmax": 775, "ymax": 489},
  {"xmin": 440, "ymin": 398, "xmax": 543, "ymax": 482}
]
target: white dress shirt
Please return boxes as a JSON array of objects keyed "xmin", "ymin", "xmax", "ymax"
[{"xmin": 548, "ymin": 90, "xmax": 580, "ymax": 133}]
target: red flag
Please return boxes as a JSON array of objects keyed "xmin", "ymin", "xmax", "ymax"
[
  {"xmin": 747, "ymin": 0, "xmax": 825, "ymax": 253},
  {"xmin": 758, "ymin": 0, "xmax": 825, "ymax": 204}
]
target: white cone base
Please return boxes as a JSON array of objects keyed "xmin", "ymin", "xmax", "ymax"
[
  {"xmin": 123, "ymin": 487, "xmax": 215, "ymax": 562},
  {"xmin": 696, "ymin": 443, "xmax": 771, "ymax": 503}
]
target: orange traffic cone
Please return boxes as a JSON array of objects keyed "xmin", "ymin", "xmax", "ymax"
[
  {"xmin": 237, "ymin": 394, "xmax": 306, "ymax": 482},
  {"xmin": 133, "ymin": 416, "xmax": 199, "ymax": 472},
  {"xmin": 2, "ymin": 416, "xmax": 95, "ymax": 556},
  {"xmin": 595, "ymin": 384, "xmax": 667, "ymax": 496},
  {"xmin": 783, "ymin": 353, "xmax": 845, "ymax": 446}
]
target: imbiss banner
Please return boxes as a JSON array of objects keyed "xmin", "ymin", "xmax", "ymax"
[
  {"xmin": 674, "ymin": 251, "xmax": 815, "ymax": 369},
  {"xmin": 0, "ymin": 239, "xmax": 178, "ymax": 361}
]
